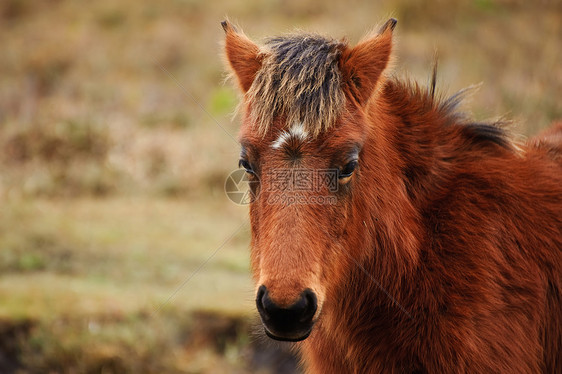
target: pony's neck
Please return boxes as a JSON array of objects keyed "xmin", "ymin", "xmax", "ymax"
[
  {"xmin": 375, "ymin": 80, "xmax": 454, "ymax": 210},
  {"xmin": 342, "ymin": 79, "xmax": 457, "ymax": 292},
  {"xmin": 346, "ymin": 78, "xmax": 510, "ymax": 293},
  {"xmin": 372, "ymin": 79, "xmax": 513, "ymax": 209}
]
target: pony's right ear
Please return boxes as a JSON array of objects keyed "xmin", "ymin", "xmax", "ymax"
[{"xmin": 221, "ymin": 20, "xmax": 262, "ymax": 93}]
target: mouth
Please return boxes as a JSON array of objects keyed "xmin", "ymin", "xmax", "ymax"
[{"xmin": 262, "ymin": 324, "xmax": 313, "ymax": 342}]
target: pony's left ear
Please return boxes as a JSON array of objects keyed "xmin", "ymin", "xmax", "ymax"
[
  {"xmin": 339, "ymin": 18, "xmax": 396, "ymax": 105},
  {"xmin": 221, "ymin": 20, "xmax": 263, "ymax": 93}
]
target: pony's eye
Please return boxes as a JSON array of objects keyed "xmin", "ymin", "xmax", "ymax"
[
  {"xmin": 339, "ymin": 160, "xmax": 358, "ymax": 183},
  {"xmin": 239, "ymin": 159, "xmax": 255, "ymax": 175}
]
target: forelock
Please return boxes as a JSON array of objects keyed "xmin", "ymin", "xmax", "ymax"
[{"xmin": 247, "ymin": 34, "xmax": 347, "ymax": 137}]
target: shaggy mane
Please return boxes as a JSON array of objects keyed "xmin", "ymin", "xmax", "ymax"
[
  {"xmin": 247, "ymin": 34, "xmax": 346, "ymax": 137},
  {"xmin": 384, "ymin": 77, "xmax": 514, "ymax": 150}
]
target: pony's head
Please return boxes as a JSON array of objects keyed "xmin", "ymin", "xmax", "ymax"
[{"xmin": 222, "ymin": 19, "xmax": 396, "ymax": 341}]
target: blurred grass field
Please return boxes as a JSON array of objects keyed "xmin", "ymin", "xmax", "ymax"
[{"xmin": 1, "ymin": 0, "xmax": 561, "ymax": 372}]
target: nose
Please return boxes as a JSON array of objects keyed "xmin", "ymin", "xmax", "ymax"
[{"xmin": 256, "ymin": 285, "xmax": 317, "ymax": 341}]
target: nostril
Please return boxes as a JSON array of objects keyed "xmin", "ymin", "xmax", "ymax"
[
  {"xmin": 256, "ymin": 285, "xmax": 269, "ymax": 321},
  {"xmin": 299, "ymin": 289, "xmax": 317, "ymax": 322}
]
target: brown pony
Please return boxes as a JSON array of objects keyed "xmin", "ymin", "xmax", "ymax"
[{"xmin": 222, "ymin": 19, "xmax": 562, "ymax": 373}]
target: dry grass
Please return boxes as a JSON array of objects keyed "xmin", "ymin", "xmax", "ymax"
[{"xmin": 0, "ymin": 0, "xmax": 560, "ymax": 372}]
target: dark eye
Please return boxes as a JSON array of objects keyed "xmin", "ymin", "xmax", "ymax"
[
  {"xmin": 239, "ymin": 159, "xmax": 255, "ymax": 175},
  {"xmin": 339, "ymin": 160, "xmax": 358, "ymax": 183}
]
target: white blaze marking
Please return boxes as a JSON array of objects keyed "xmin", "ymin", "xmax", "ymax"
[
  {"xmin": 271, "ymin": 131, "xmax": 290, "ymax": 149},
  {"xmin": 290, "ymin": 122, "xmax": 308, "ymax": 142},
  {"xmin": 271, "ymin": 123, "xmax": 309, "ymax": 149}
]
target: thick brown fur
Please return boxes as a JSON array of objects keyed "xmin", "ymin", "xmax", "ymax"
[{"xmin": 222, "ymin": 20, "xmax": 562, "ymax": 373}]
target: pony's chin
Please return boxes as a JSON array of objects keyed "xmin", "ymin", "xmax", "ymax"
[{"xmin": 264, "ymin": 327, "xmax": 312, "ymax": 342}]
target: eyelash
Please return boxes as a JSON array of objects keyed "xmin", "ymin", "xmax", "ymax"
[
  {"xmin": 338, "ymin": 159, "xmax": 358, "ymax": 184},
  {"xmin": 239, "ymin": 159, "xmax": 255, "ymax": 175},
  {"xmin": 339, "ymin": 160, "xmax": 358, "ymax": 178}
]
